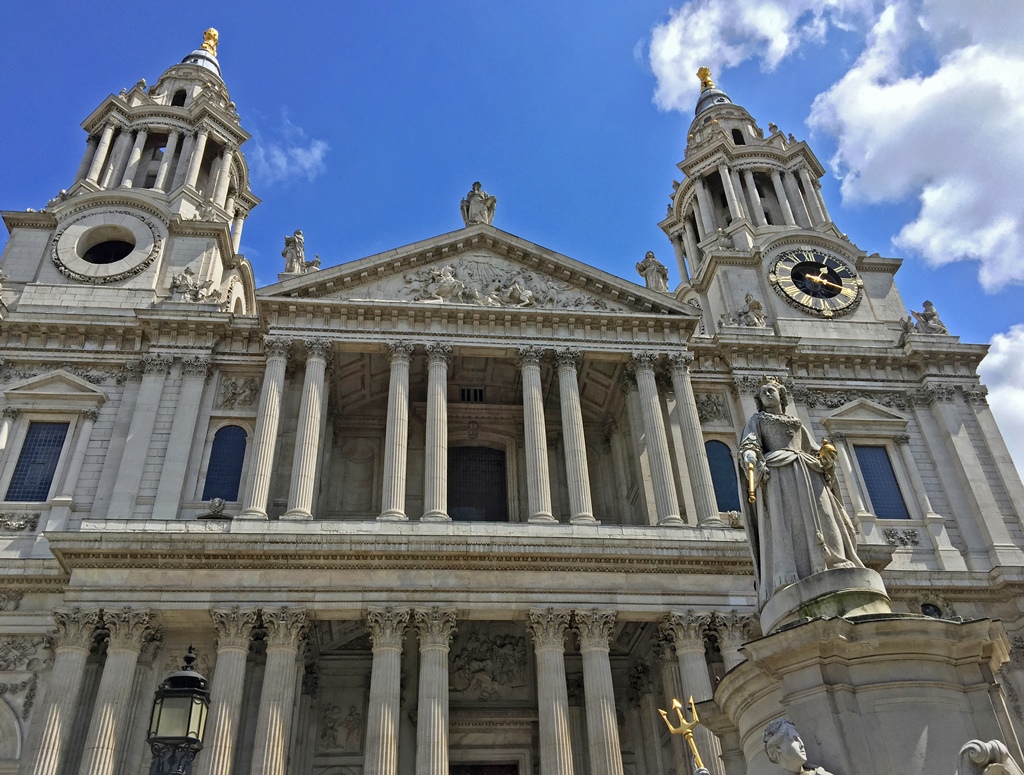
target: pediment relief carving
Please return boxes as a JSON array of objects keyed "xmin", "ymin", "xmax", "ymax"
[{"xmin": 323, "ymin": 251, "xmax": 627, "ymax": 312}]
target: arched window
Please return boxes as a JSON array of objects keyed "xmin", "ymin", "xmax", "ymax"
[
  {"xmin": 731, "ymin": 128, "xmax": 745, "ymax": 145},
  {"xmin": 705, "ymin": 440, "xmax": 741, "ymax": 512},
  {"xmin": 171, "ymin": 89, "xmax": 187, "ymax": 107},
  {"xmin": 202, "ymin": 425, "xmax": 247, "ymax": 501}
]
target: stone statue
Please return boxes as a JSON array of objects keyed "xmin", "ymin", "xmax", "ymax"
[
  {"xmin": 170, "ymin": 267, "xmax": 221, "ymax": 304},
  {"xmin": 738, "ymin": 293, "xmax": 767, "ymax": 327},
  {"xmin": 740, "ymin": 377, "xmax": 864, "ymax": 608},
  {"xmin": 763, "ymin": 719, "xmax": 836, "ymax": 774},
  {"xmin": 282, "ymin": 230, "xmax": 320, "ymax": 274},
  {"xmin": 636, "ymin": 251, "xmax": 669, "ymax": 292},
  {"xmin": 460, "ymin": 181, "xmax": 496, "ymax": 226},
  {"xmin": 910, "ymin": 300, "xmax": 948, "ymax": 334}
]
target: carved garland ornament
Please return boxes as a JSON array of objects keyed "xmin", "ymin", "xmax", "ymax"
[{"xmin": 51, "ymin": 209, "xmax": 163, "ymax": 285}]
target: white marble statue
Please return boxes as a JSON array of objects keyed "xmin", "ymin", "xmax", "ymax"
[
  {"xmin": 461, "ymin": 181, "xmax": 497, "ymax": 226},
  {"xmin": 764, "ymin": 719, "xmax": 836, "ymax": 774},
  {"xmin": 282, "ymin": 229, "xmax": 320, "ymax": 274},
  {"xmin": 636, "ymin": 251, "xmax": 669, "ymax": 292},
  {"xmin": 740, "ymin": 377, "xmax": 864, "ymax": 608},
  {"xmin": 911, "ymin": 300, "xmax": 948, "ymax": 335},
  {"xmin": 722, "ymin": 292, "xmax": 768, "ymax": 328}
]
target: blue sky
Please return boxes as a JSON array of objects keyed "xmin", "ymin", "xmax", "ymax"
[{"xmin": 2, "ymin": 1, "xmax": 1023, "ymax": 472}]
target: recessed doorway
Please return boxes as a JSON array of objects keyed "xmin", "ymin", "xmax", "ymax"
[{"xmin": 448, "ymin": 446, "xmax": 508, "ymax": 522}]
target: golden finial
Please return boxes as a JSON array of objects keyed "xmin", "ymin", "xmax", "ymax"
[
  {"xmin": 660, "ymin": 696, "xmax": 706, "ymax": 769},
  {"xmin": 202, "ymin": 28, "xmax": 219, "ymax": 56},
  {"xmin": 697, "ymin": 66, "xmax": 715, "ymax": 91}
]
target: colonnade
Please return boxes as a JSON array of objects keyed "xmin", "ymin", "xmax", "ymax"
[
  {"xmin": 238, "ymin": 337, "xmax": 722, "ymax": 526},
  {"xmin": 25, "ymin": 606, "xmax": 755, "ymax": 775}
]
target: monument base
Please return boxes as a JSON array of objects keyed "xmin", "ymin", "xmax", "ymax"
[
  {"xmin": 703, "ymin": 615, "xmax": 1021, "ymax": 775},
  {"xmin": 759, "ymin": 567, "xmax": 891, "ymax": 634}
]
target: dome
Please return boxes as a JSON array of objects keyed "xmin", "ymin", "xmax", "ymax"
[{"xmin": 694, "ymin": 86, "xmax": 733, "ymax": 116}]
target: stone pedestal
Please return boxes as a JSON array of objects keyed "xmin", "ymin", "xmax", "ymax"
[
  {"xmin": 759, "ymin": 567, "xmax": 891, "ymax": 635},
  {"xmin": 705, "ymin": 615, "xmax": 1022, "ymax": 775}
]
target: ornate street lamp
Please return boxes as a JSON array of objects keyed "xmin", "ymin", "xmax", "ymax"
[{"xmin": 147, "ymin": 646, "xmax": 211, "ymax": 775}]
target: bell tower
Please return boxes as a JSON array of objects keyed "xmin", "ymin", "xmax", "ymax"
[{"xmin": 0, "ymin": 30, "xmax": 259, "ymax": 315}]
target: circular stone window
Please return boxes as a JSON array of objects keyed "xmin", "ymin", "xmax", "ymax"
[
  {"xmin": 51, "ymin": 210, "xmax": 161, "ymax": 283},
  {"xmin": 77, "ymin": 225, "xmax": 137, "ymax": 264}
]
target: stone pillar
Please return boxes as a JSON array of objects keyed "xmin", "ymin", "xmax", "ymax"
[
  {"xmin": 55, "ymin": 409, "xmax": 98, "ymax": 501},
  {"xmin": 769, "ymin": 169, "xmax": 796, "ymax": 226},
  {"xmin": 364, "ymin": 607, "xmax": 411, "ymax": 775},
  {"xmin": 519, "ymin": 346, "xmax": 555, "ymax": 523},
  {"xmin": 798, "ymin": 167, "xmax": 826, "ymax": 225},
  {"xmin": 422, "ymin": 344, "xmax": 452, "ymax": 521},
  {"xmin": 284, "ymin": 339, "xmax": 331, "ymax": 520},
  {"xmin": 184, "ymin": 126, "xmax": 209, "ymax": 189},
  {"xmin": 669, "ymin": 352, "xmax": 721, "ymax": 526},
  {"xmin": 893, "ymin": 433, "xmax": 938, "ymax": 518},
  {"xmin": 555, "ymin": 349, "xmax": 596, "ymax": 524},
  {"xmin": 574, "ymin": 610, "xmax": 624, "ymax": 775},
  {"xmin": 0, "ymin": 407, "xmax": 18, "ymax": 456},
  {"xmin": 668, "ymin": 234, "xmax": 688, "ymax": 283},
  {"xmin": 75, "ymin": 135, "xmax": 100, "ymax": 182},
  {"xmin": 631, "ymin": 353, "xmax": 682, "ymax": 525},
  {"xmin": 694, "ymin": 178, "xmax": 717, "ymax": 236},
  {"xmin": 712, "ymin": 612, "xmax": 757, "ymax": 673},
  {"xmin": 239, "ymin": 337, "xmax": 291, "ymax": 519},
  {"xmin": 782, "ymin": 170, "xmax": 812, "ymax": 227},
  {"xmin": 153, "ymin": 356, "xmax": 210, "ymax": 518},
  {"xmin": 663, "ymin": 612, "xmax": 725, "ymax": 775},
  {"xmin": 827, "ymin": 431, "xmax": 870, "ymax": 519},
  {"xmin": 566, "ymin": 674, "xmax": 589, "ymax": 775},
  {"xmin": 248, "ymin": 608, "xmax": 308, "ymax": 775},
  {"xmin": 691, "ymin": 199, "xmax": 707, "ymax": 241},
  {"xmin": 653, "ymin": 631, "xmax": 690, "ymax": 775},
  {"xmin": 742, "ymin": 170, "xmax": 767, "ymax": 227},
  {"xmin": 231, "ymin": 209, "xmax": 247, "ymax": 254},
  {"xmin": 628, "ymin": 660, "xmax": 666, "ymax": 774},
  {"xmin": 119, "ymin": 128, "xmax": 149, "ymax": 187},
  {"xmin": 730, "ymin": 169, "xmax": 750, "ymax": 221},
  {"xmin": 170, "ymin": 131, "xmax": 196, "ymax": 190},
  {"xmin": 213, "ymin": 144, "xmax": 235, "ymax": 206},
  {"xmin": 527, "ymin": 609, "xmax": 575, "ymax": 775},
  {"xmin": 85, "ymin": 122, "xmax": 116, "ymax": 184},
  {"xmin": 153, "ymin": 131, "xmax": 180, "ymax": 192},
  {"xmin": 414, "ymin": 607, "xmax": 457, "ymax": 775},
  {"xmin": 682, "ymin": 218, "xmax": 701, "ymax": 275},
  {"xmin": 77, "ymin": 608, "xmax": 160, "ymax": 775},
  {"xmin": 380, "ymin": 342, "xmax": 413, "ymax": 520},
  {"xmin": 195, "ymin": 607, "xmax": 259, "ymax": 775},
  {"xmin": 25, "ymin": 609, "xmax": 101, "ymax": 775},
  {"xmin": 717, "ymin": 163, "xmax": 742, "ymax": 223}
]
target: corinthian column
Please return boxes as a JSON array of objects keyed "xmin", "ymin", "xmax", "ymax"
[
  {"xmin": 769, "ymin": 169, "xmax": 796, "ymax": 226},
  {"xmin": 85, "ymin": 122, "xmax": 116, "ymax": 184},
  {"xmin": 663, "ymin": 612, "xmax": 724, "ymax": 775},
  {"xmin": 631, "ymin": 353, "xmax": 682, "ymax": 525},
  {"xmin": 669, "ymin": 352, "xmax": 721, "ymax": 526},
  {"xmin": 153, "ymin": 130, "xmax": 180, "ymax": 191},
  {"xmin": 380, "ymin": 342, "xmax": 413, "ymax": 520},
  {"xmin": 574, "ymin": 610, "xmax": 624, "ymax": 775},
  {"xmin": 527, "ymin": 609, "xmax": 575, "ymax": 775},
  {"xmin": 653, "ymin": 631, "xmax": 689, "ymax": 775},
  {"xmin": 519, "ymin": 347, "xmax": 554, "ymax": 523},
  {"xmin": 119, "ymin": 128, "xmax": 149, "ymax": 187},
  {"xmin": 184, "ymin": 126, "xmax": 209, "ymax": 189},
  {"xmin": 555, "ymin": 350, "xmax": 595, "ymax": 524},
  {"xmin": 195, "ymin": 607, "xmax": 258, "ymax": 775},
  {"xmin": 77, "ymin": 608, "xmax": 160, "ymax": 775},
  {"xmin": 26, "ymin": 608, "xmax": 102, "ymax": 775},
  {"xmin": 712, "ymin": 612, "xmax": 757, "ymax": 673},
  {"xmin": 239, "ymin": 337, "xmax": 290, "ymax": 519},
  {"xmin": 422, "ymin": 344, "xmax": 452, "ymax": 521},
  {"xmin": 283, "ymin": 338, "xmax": 331, "ymax": 520},
  {"xmin": 249, "ymin": 608, "xmax": 308, "ymax": 775},
  {"xmin": 364, "ymin": 607, "xmax": 411, "ymax": 775},
  {"xmin": 414, "ymin": 607, "xmax": 457, "ymax": 775}
]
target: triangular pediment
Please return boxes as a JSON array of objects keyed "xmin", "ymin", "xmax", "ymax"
[
  {"xmin": 3, "ymin": 369, "xmax": 107, "ymax": 408},
  {"xmin": 820, "ymin": 398, "xmax": 908, "ymax": 433},
  {"xmin": 258, "ymin": 224, "xmax": 693, "ymax": 316}
]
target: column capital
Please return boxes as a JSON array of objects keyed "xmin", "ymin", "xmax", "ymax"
[
  {"xmin": 629, "ymin": 351, "xmax": 659, "ymax": 373},
  {"xmin": 527, "ymin": 608, "xmax": 572, "ymax": 649},
  {"xmin": 386, "ymin": 341, "xmax": 414, "ymax": 363},
  {"xmin": 652, "ymin": 628, "xmax": 677, "ymax": 665},
  {"xmin": 142, "ymin": 353, "xmax": 174, "ymax": 375},
  {"xmin": 102, "ymin": 606, "xmax": 161, "ymax": 651},
  {"xmin": 711, "ymin": 611, "xmax": 758, "ymax": 651},
  {"xmin": 663, "ymin": 610, "xmax": 712, "ymax": 651},
  {"xmin": 554, "ymin": 348, "xmax": 581, "ymax": 370},
  {"xmin": 573, "ymin": 609, "xmax": 616, "ymax": 650},
  {"xmin": 669, "ymin": 350, "xmax": 695, "ymax": 372},
  {"xmin": 263, "ymin": 335, "xmax": 292, "ymax": 360},
  {"xmin": 52, "ymin": 607, "xmax": 102, "ymax": 651},
  {"xmin": 893, "ymin": 433, "xmax": 911, "ymax": 445},
  {"xmin": 414, "ymin": 606, "xmax": 457, "ymax": 648},
  {"xmin": 303, "ymin": 337, "xmax": 332, "ymax": 360},
  {"xmin": 1, "ymin": 407, "xmax": 19, "ymax": 420},
  {"xmin": 210, "ymin": 606, "xmax": 259, "ymax": 650},
  {"xmin": 425, "ymin": 342, "xmax": 453, "ymax": 364},
  {"xmin": 80, "ymin": 408, "xmax": 100, "ymax": 422},
  {"xmin": 262, "ymin": 607, "xmax": 308, "ymax": 650},
  {"xmin": 828, "ymin": 430, "xmax": 847, "ymax": 442},
  {"xmin": 366, "ymin": 606, "xmax": 411, "ymax": 649},
  {"xmin": 517, "ymin": 346, "xmax": 545, "ymax": 368},
  {"xmin": 181, "ymin": 355, "xmax": 212, "ymax": 378}
]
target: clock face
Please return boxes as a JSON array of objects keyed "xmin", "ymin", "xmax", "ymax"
[{"xmin": 768, "ymin": 248, "xmax": 863, "ymax": 318}]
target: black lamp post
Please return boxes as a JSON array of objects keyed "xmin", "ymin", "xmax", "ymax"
[{"xmin": 147, "ymin": 646, "xmax": 211, "ymax": 775}]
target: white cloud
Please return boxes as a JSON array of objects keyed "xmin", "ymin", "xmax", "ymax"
[
  {"xmin": 247, "ymin": 112, "xmax": 329, "ymax": 186},
  {"xmin": 979, "ymin": 325, "xmax": 1024, "ymax": 479}
]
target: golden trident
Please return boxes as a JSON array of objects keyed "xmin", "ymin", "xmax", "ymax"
[{"xmin": 659, "ymin": 696, "xmax": 705, "ymax": 770}]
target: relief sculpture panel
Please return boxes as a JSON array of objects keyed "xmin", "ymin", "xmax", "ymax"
[{"xmin": 449, "ymin": 623, "xmax": 531, "ymax": 703}]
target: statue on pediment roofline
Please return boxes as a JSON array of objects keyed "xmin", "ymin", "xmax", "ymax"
[
  {"xmin": 461, "ymin": 181, "xmax": 497, "ymax": 226},
  {"xmin": 636, "ymin": 251, "xmax": 669, "ymax": 292},
  {"xmin": 282, "ymin": 230, "xmax": 320, "ymax": 274},
  {"xmin": 740, "ymin": 377, "xmax": 864, "ymax": 608},
  {"xmin": 910, "ymin": 299, "xmax": 948, "ymax": 335}
]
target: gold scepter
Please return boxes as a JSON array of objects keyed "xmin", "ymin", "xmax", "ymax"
[
  {"xmin": 746, "ymin": 460, "xmax": 756, "ymax": 504},
  {"xmin": 659, "ymin": 695, "xmax": 705, "ymax": 770}
]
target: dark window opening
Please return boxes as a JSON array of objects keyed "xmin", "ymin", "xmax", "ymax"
[
  {"xmin": 459, "ymin": 387, "xmax": 485, "ymax": 403},
  {"xmin": 448, "ymin": 446, "xmax": 507, "ymax": 521},
  {"xmin": 6, "ymin": 421, "xmax": 69, "ymax": 502},
  {"xmin": 731, "ymin": 128, "xmax": 745, "ymax": 145},
  {"xmin": 764, "ymin": 210, "xmax": 774, "ymax": 225},
  {"xmin": 451, "ymin": 767, "xmax": 518, "ymax": 775},
  {"xmin": 82, "ymin": 240, "xmax": 134, "ymax": 264},
  {"xmin": 854, "ymin": 445, "xmax": 910, "ymax": 519},
  {"xmin": 921, "ymin": 603, "xmax": 943, "ymax": 619},
  {"xmin": 171, "ymin": 89, "xmax": 187, "ymax": 107},
  {"xmin": 705, "ymin": 440, "xmax": 741, "ymax": 512},
  {"xmin": 202, "ymin": 425, "xmax": 247, "ymax": 501}
]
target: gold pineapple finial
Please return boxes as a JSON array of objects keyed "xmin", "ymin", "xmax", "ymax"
[
  {"xmin": 202, "ymin": 28, "xmax": 219, "ymax": 56},
  {"xmin": 660, "ymin": 696, "xmax": 706, "ymax": 769},
  {"xmin": 697, "ymin": 66, "xmax": 714, "ymax": 91}
]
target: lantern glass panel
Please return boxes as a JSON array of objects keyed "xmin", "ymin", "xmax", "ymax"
[
  {"xmin": 154, "ymin": 696, "xmax": 192, "ymax": 739},
  {"xmin": 187, "ymin": 698, "xmax": 208, "ymax": 740}
]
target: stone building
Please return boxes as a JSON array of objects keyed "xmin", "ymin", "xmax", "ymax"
[{"xmin": 0, "ymin": 32, "xmax": 1022, "ymax": 775}]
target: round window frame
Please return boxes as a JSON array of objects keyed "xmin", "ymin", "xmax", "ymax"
[{"xmin": 51, "ymin": 210, "xmax": 162, "ymax": 284}]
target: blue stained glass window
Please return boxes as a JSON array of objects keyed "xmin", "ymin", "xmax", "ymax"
[
  {"xmin": 705, "ymin": 440, "xmax": 741, "ymax": 512},
  {"xmin": 202, "ymin": 425, "xmax": 247, "ymax": 501},
  {"xmin": 6, "ymin": 422, "xmax": 69, "ymax": 502},
  {"xmin": 854, "ymin": 445, "xmax": 910, "ymax": 520}
]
